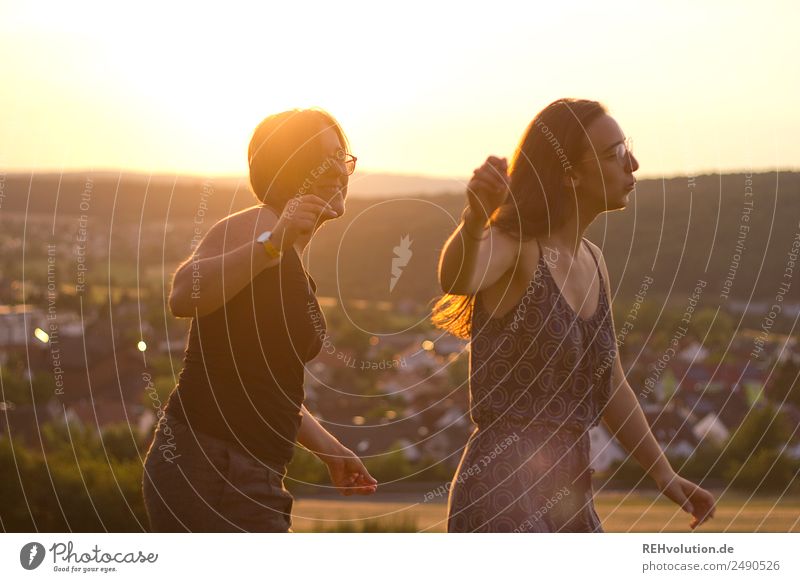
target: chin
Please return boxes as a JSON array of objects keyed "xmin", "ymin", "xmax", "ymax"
[
  {"xmin": 605, "ymin": 196, "xmax": 628, "ymax": 211},
  {"xmin": 323, "ymin": 192, "xmax": 344, "ymax": 217}
]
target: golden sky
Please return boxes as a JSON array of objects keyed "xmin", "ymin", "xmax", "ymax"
[{"xmin": 1, "ymin": 0, "xmax": 797, "ymax": 179}]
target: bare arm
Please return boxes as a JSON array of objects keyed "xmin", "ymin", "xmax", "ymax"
[
  {"xmin": 438, "ymin": 215, "xmax": 517, "ymax": 295},
  {"xmin": 438, "ymin": 156, "xmax": 516, "ymax": 295},
  {"xmin": 594, "ymin": 247, "xmax": 674, "ymax": 483},
  {"xmin": 297, "ymin": 405, "xmax": 377, "ymax": 495},
  {"xmin": 594, "ymin": 245, "xmax": 716, "ymax": 528},
  {"xmin": 296, "ymin": 404, "xmax": 348, "ymax": 462}
]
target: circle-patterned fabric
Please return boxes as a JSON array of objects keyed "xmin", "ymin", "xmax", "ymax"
[{"xmin": 447, "ymin": 238, "xmax": 617, "ymax": 533}]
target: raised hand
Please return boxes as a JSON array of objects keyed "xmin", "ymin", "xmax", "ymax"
[
  {"xmin": 465, "ymin": 155, "xmax": 510, "ymax": 225},
  {"xmin": 272, "ymin": 194, "xmax": 339, "ymax": 249}
]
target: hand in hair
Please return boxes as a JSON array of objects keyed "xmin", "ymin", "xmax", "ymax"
[{"xmin": 466, "ymin": 156, "xmax": 510, "ymax": 226}]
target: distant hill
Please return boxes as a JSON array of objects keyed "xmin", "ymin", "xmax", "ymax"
[
  {"xmin": 305, "ymin": 171, "xmax": 800, "ymax": 315},
  {"xmin": 0, "ymin": 170, "xmax": 466, "ymax": 220},
  {"xmin": 1, "ymin": 170, "xmax": 798, "ymax": 309},
  {"xmin": 345, "ymin": 172, "xmax": 466, "ymax": 197}
]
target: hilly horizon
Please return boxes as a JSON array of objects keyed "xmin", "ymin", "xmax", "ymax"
[
  {"xmin": 0, "ymin": 169, "xmax": 469, "ymax": 208},
  {"xmin": 1, "ymin": 170, "xmax": 798, "ymax": 313}
]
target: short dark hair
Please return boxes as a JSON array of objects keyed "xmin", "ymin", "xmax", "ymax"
[{"xmin": 248, "ymin": 108, "xmax": 350, "ymax": 210}]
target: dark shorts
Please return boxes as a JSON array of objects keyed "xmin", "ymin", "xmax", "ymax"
[{"xmin": 142, "ymin": 414, "xmax": 293, "ymax": 532}]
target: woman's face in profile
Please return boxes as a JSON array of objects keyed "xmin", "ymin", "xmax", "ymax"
[{"xmin": 308, "ymin": 125, "xmax": 349, "ymax": 220}]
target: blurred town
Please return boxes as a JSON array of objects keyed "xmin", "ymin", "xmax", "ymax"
[{"xmin": 1, "ymin": 173, "xmax": 800, "ymax": 530}]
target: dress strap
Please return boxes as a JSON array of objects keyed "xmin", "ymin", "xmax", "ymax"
[
  {"xmin": 582, "ymin": 238, "xmax": 601, "ymax": 273},
  {"xmin": 582, "ymin": 238, "xmax": 607, "ymax": 304}
]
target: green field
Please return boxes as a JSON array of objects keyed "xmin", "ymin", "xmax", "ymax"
[{"xmin": 291, "ymin": 491, "xmax": 800, "ymax": 532}]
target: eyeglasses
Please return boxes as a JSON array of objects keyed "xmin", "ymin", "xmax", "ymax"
[
  {"xmin": 578, "ymin": 137, "xmax": 633, "ymax": 167},
  {"xmin": 320, "ymin": 150, "xmax": 357, "ymax": 176}
]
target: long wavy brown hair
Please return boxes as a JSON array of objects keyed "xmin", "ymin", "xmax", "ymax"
[{"xmin": 431, "ymin": 98, "xmax": 607, "ymax": 339}]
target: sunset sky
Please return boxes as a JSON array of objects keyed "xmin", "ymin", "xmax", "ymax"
[{"xmin": 1, "ymin": 0, "xmax": 797, "ymax": 180}]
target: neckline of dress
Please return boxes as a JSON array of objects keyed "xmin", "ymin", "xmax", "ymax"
[{"xmin": 538, "ymin": 239, "xmax": 605, "ymax": 324}]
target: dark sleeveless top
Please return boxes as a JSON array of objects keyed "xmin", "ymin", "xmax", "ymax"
[
  {"xmin": 165, "ymin": 246, "xmax": 325, "ymax": 466},
  {"xmin": 468, "ymin": 238, "xmax": 617, "ymax": 434}
]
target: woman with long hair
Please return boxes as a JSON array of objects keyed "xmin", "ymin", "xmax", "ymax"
[
  {"xmin": 142, "ymin": 108, "xmax": 377, "ymax": 532},
  {"xmin": 434, "ymin": 98, "xmax": 716, "ymax": 532}
]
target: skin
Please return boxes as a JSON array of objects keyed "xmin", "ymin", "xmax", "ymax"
[
  {"xmin": 438, "ymin": 113, "xmax": 717, "ymax": 530},
  {"xmin": 168, "ymin": 123, "xmax": 376, "ymax": 496}
]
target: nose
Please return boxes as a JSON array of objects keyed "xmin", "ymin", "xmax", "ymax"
[
  {"xmin": 627, "ymin": 152, "xmax": 640, "ymax": 173},
  {"xmin": 326, "ymin": 159, "xmax": 348, "ymax": 180},
  {"xmin": 319, "ymin": 166, "xmax": 348, "ymax": 190}
]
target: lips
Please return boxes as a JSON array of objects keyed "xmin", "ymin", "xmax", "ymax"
[{"xmin": 312, "ymin": 186, "xmax": 345, "ymax": 216}]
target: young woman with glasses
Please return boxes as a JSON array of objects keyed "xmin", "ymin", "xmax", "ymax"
[
  {"xmin": 143, "ymin": 108, "xmax": 376, "ymax": 532},
  {"xmin": 434, "ymin": 98, "xmax": 716, "ymax": 532}
]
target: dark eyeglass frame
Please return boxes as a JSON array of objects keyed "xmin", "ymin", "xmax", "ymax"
[
  {"xmin": 321, "ymin": 150, "xmax": 358, "ymax": 176},
  {"xmin": 577, "ymin": 137, "xmax": 633, "ymax": 167}
]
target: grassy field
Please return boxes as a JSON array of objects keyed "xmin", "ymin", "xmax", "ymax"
[{"xmin": 291, "ymin": 491, "xmax": 800, "ymax": 532}]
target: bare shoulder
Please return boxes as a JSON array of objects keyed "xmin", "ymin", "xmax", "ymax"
[
  {"xmin": 221, "ymin": 204, "xmax": 276, "ymax": 229},
  {"xmin": 215, "ymin": 204, "xmax": 277, "ymax": 238}
]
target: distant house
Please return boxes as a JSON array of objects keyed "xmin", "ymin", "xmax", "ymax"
[
  {"xmin": 137, "ymin": 408, "xmax": 159, "ymax": 439},
  {"xmin": 776, "ymin": 336, "xmax": 799, "ymax": 363},
  {"xmin": 588, "ymin": 425, "xmax": 626, "ymax": 472},
  {"xmin": 678, "ymin": 341, "xmax": 709, "ymax": 363},
  {"xmin": 692, "ymin": 412, "xmax": 729, "ymax": 446},
  {"xmin": 667, "ymin": 440, "xmax": 697, "ymax": 459},
  {"xmin": 786, "ymin": 442, "xmax": 800, "ymax": 461},
  {"xmin": 0, "ymin": 304, "xmax": 45, "ymax": 348},
  {"xmin": 643, "ymin": 404, "xmax": 702, "ymax": 457}
]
